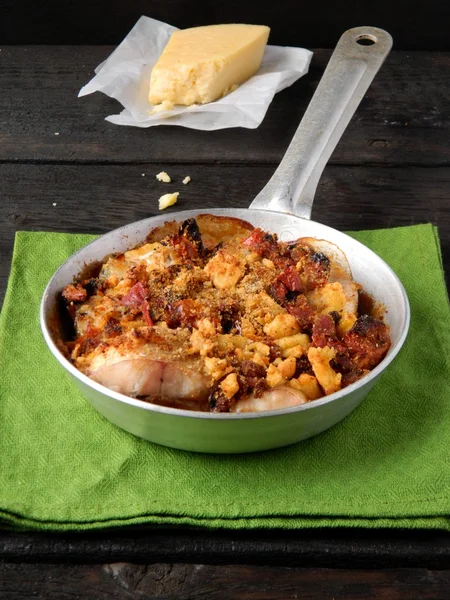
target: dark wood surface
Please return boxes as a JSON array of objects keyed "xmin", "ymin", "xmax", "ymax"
[
  {"xmin": 2, "ymin": 47, "xmax": 449, "ymax": 166},
  {"xmin": 2, "ymin": 562, "xmax": 450, "ymax": 599},
  {"xmin": 2, "ymin": 0, "xmax": 450, "ymax": 50},
  {"xmin": 1, "ymin": 44, "xmax": 449, "ymax": 598}
]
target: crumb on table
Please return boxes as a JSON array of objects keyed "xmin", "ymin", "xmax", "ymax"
[
  {"xmin": 158, "ymin": 192, "xmax": 179, "ymax": 210},
  {"xmin": 156, "ymin": 171, "xmax": 171, "ymax": 183}
]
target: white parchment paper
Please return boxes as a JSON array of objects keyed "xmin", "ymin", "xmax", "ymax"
[{"xmin": 78, "ymin": 16, "xmax": 313, "ymax": 130}]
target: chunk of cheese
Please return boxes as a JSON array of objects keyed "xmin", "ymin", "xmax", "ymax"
[
  {"xmin": 158, "ymin": 192, "xmax": 179, "ymax": 210},
  {"xmin": 149, "ymin": 24, "xmax": 270, "ymax": 107},
  {"xmin": 156, "ymin": 171, "xmax": 171, "ymax": 183}
]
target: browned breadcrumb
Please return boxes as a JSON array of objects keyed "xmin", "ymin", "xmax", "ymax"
[{"xmin": 60, "ymin": 216, "xmax": 391, "ymax": 412}]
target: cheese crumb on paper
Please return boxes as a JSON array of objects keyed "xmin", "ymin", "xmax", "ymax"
[
  {"xmin": 183, "ymin": 176, "xmax": 191, "ymax": 185},
  {"xmin": 158, "ymin": 192, "xmax": 179, "ymax": 210},
  {"xmin": 150, "ymin": 100, "xmax": 175, "ymax": 114},
  {"xmin": 156, "ymin": 171, "xmax": 171, "ymax": 183}
]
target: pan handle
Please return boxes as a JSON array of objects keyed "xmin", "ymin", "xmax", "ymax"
[{"xmin": 249, "ymin": 26, "xmax": 392, "ymax": 219}]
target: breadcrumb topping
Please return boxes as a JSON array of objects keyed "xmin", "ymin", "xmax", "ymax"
[{"xmin": 60, "ymin": 216, "xmax": 391, "ymax": 413}]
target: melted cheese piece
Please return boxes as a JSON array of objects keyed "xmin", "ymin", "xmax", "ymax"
[{"xmin": 149, "ymin": 24, "xmax": 270, "ymax": 106}]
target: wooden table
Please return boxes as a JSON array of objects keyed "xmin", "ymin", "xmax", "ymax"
[{"xmin": 1, "ymin": 46, "xmax": 449, "ymax": 598}]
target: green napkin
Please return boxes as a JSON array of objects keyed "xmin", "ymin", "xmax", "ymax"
[{"xmin": 1, "ymin": 224, "xmax": 449, "ymax": 532}]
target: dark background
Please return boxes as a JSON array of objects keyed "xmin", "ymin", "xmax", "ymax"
[{"xmin": 1, "ymin": 0, "xmax": 449, "ymax": 49}]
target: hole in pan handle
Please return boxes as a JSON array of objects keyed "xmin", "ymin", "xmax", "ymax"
[{"xmin": 249, "ymin": 26, "xmax": 393, "ymax": 219}]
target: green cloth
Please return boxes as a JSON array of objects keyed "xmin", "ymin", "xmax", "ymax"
[{"xmin": 0, "ymin": 224, "xmax": 449, "ymax": 532}]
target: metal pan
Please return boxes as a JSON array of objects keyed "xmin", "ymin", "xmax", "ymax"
[{"xmin": 40, "ymin": 27, "xmax": 410, "ymax": 453}]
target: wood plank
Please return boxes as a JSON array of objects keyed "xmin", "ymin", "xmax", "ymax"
[
  {"xmin": 1, "ymin": 562, "xmax": 450, "ymax": 599},
  {"xmin": 1, "ymin": 163, "xmax": 448, "ymax": 306},
  {"xmin": 1, "ymin": 48, "xmax": 449, "ymax": 166},
  {"xmin": 2, "ymin": 528, "xmax": 450, "ymax": 569},
  {"xmin": 1, "ymin": 0, "xmax": 450, "ymax": 50}
]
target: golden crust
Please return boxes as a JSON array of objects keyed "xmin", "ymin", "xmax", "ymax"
[
  {"xmin": 60, "ymin": 216, "xmax": 391, "ymax": 412},
  {"xmin": 146, "ymin": 214, "xmax": 254, "ymax": 250}
]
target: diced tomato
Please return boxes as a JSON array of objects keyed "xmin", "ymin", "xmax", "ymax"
[
  {"xmin": 271, "ymin": 280, "xmax": 287, "ymax": 303},
  {"xmin": 121, "ymin": 281, "xmax": 147, "ymax": 306},
  {"xmin": 286, "ymin": 295, "xmax": 315, "ymax": 330},
  {"xmin": 277, "ymin": 265, "xmax": 302, "ymax": 292},
  {"xmin": 242, "ymin": 229, "xmax": 279, "ymax": 259},
  {"xmin": 141, "ymin": 304, "xmax": 154, "ymax": 327},
  {"xmin": 121, "ymin": 282, "xmax": 153, "ymax": 326},
  {"xmin": 312, "ymin": 314, "xmax": 342, "ymax": 350},
  {"xmin": 242, "ymin": 229, "xmax": 265, "ymax": 248}
]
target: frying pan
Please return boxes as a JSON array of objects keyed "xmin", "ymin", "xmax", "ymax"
[{"xmin": 40, "ymin": 27, "xmax": 410, "ymax": 453}]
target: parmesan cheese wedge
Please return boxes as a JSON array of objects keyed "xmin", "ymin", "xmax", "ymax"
[{"xmin": 149, "ymin": 24, "xmax": 270, "ymax": 107}]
